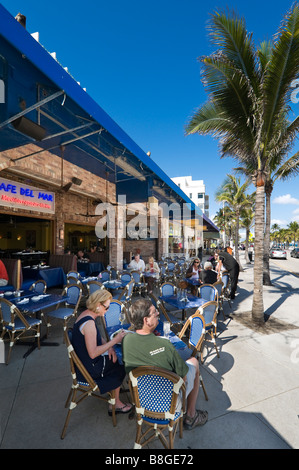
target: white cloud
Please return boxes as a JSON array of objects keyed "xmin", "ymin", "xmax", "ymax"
[
  {"xmin": 271, "ymin": 218, "xmax": 288, "ymax": 227},
  {"xmin": 273, "ymin": 194, "xmax": 299, "ymax": 205},
  {"xmin": 293, "ymin": 208, "xmax": 299, "ymax": 215}
]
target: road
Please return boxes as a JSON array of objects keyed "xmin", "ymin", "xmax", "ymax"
[{"xmin": 269, "ymin": 250, "xmax": 299, "ymax": 277}]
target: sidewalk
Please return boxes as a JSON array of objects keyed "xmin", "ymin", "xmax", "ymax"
[{"xmin": 1, "ymin": 253, "xmax": 299, "ymax": 449}]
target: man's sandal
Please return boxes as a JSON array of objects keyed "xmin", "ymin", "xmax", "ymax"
[{"xmin": 184, "ymin": 410, "xmax": 208, "ymax": 430}]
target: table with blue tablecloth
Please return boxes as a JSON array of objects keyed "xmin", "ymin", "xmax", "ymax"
[
  {"xmin": 77, "ymin": 262, "xmax": 104, "ymax": 276},
  {"xmin": 159, "ymin": 294, "xmax": 207, "ymax": 321},
  {"xmin": 22, "ymin": 266, "xmax": 66, "ymax": 288}
]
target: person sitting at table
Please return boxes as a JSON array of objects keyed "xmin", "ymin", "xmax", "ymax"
[
  {"xmin": 186, "ymin": 258, "xmax": 201, "ymax": 295},
  {"xmin": 128, "ymin": 252, "xmax": 145, "ymax": 272},
  {"xmin": 72, "ymin": 289, "xmax": 132, "ymax": 415},
  {"xmin": 199, "ymin": 261, "xmax": 218, "ymax": 285},
  {"xmin": 144, "ymin": 256, "xmax": 160, "ymax": 294},
  {"xmin": 77, "ymin": 249, "xmax": 90, "ymax": 262},
  {"xmin": 122, "ymin": 298, "xmax": 208, "ymax": 430},
  {"xmin": 0, "ymin": 259, "xmax": 9, "ymax": 286}
]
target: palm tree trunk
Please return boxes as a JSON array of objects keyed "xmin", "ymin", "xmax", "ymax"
[
  {"xmin": 263, "ymin": 190, "xmax": 272, "ymax": 286},
  {"xmin": 252, "ymin": 183, "xmax": 265, "ymax": 325},
  {"xmin": 234, "ymin": 212, "xmax": 243, "ymax": 271}
]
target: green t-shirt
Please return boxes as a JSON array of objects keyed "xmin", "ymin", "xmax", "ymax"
[{"xmin": 122, "ymin": 332, "xmax": 189, "ymax": 378}]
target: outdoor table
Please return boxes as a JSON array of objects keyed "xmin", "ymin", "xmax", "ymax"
[
  {"xmin": 185, "ymin": 277, "xmax": 201, "ymax": 286},
  {"xmin": 10, "ymin": 293, "xmax": 67, "ymax": 357},
  {"xmin": 77, "ymin": 261, "xmax": 104, "ymax": 276},
  {"xmin": 22, "ymin": 266, "xmax": 66, "ymax": 288},
  {"xmin": 159, "ymin": 293, "xmax": 207, "ymax": 321}
]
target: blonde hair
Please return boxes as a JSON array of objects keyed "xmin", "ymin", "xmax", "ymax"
[
  {"xmin": 86, "ymin": 289, "xmax": 112, "ymax": 312},
  {"xmin": 148, "ymin": 256, "xmax": 154, "ymax": 263}
]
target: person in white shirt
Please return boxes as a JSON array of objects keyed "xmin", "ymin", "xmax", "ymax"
[{"xmin": 128, "ymin": 253, "xmax": 145, "ymax": 272}]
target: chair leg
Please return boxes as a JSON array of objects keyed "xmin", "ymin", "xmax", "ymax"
[{"xmin": 199, "ymin": 372, "xmax": 208, "ymax": 401}]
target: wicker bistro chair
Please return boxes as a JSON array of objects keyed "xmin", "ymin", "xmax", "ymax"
[
  {"xmin": 29, "ymin": 279, "xmax": 47, "ymax": 294},
  {"xmin": 213, "ymin": 280, "xmax": 225, "ymax": 320},
  {"xmin": 67, "ymin": 270, "xmax": 81, "ymax": 280},
  {"xmin": 99, "ymin": 270, "xmax": 111, "ymax": 282},
  {"xmin": 86, "ymin": 280, "xmax": 104, "ymax": 296},
  {"xmin": 0, "ymin": 298, "xmax": 42, "ymax": 364},
  {"xmin": 148, "ymin": 293, "xmax": 183, "ymax": 330},
  {"xmin": 195, "ymin": 301, "xmax": 220, "ymax": 363},
  {"xmin": 45, "ymin": 284, "xmax": 82, "ymax": 337},
  {"xmin": 178, "ymin": 312, "xmax": 208, "ymax": 401},
  {"xmin": 129, "ymin": 366, "xmax": 186, "ymax": 449},
  {"xmin": 119, "ymin": 271, "xmax": 132, "ymax": 284},
  {"xmin": 160, "ymin": 282, "xmax": 177, "ymax": 298},
  {"xmin": 113, "ymin": 280, "xmax": 135, "ymax": 311},
  {"xmin": 100, "ymin": 300, "xmax": 129, "ymax": 341},
  {"xmin": 220, "ymin": 271, "xmax": 232, "ymax": 309},
  {"xmin": 130, "ymin": 270, "xmax": 147, "ymax": 296},
  {"xmin": 61, "ymin": 329, "xmax": 116, "ymax": 439}
]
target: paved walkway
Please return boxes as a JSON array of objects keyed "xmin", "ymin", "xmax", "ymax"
[{"xmin": 1, "ymin": 253, "xmax": 299, "ymax": 449}]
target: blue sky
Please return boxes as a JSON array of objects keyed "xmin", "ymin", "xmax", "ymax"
[{"xmin": 2, "ymin": 0, "xmax": 299, "ymax": 232}]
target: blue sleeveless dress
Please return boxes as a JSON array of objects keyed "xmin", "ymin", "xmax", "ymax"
[{"xmin": 72, "ymin": 316, "xmax": 126, "ymax": 394}]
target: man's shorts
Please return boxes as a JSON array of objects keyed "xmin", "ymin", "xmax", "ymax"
[
  {"xmin": 184, "ymin": 359, "xmax": 197, "ymax": 398},
  {"xmin": 176, "ymin": 360, "xmax": 197, "ymax": 412}
]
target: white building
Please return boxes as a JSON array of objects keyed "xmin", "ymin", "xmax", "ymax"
[{"xmin": 171, "ymin": 176, "xmax": 209, "ymax": 217}]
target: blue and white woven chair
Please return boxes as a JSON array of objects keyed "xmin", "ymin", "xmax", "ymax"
[
  {"xmin": 119, "ymin": 271, "xmax": 132, "ymax": 285},
  {"xmin": 0, "ymin": 297, "xmax": 42, "ymax": 364},
  {"xmin": 160, "ymin": 282, "xmax": 177, "ymax": 298},
  {"xmin": 99, "ymin": 270, "xmax": 111, "ymax": 282},
  {"xmin": 29, "ymin": 279, "xmax": 47, "ymax": 294},
  {"xmin": 178, "ymin": 312, "xmax": 208, "ymax": 400},
  {"xmin": 86, "ymin": 280, "xmax": 104, "ymax": 296},
  {"xmin": 67, "ymin": 271, "xmax": 81, "ymax": 280},
  {"xmin": 129, "ymin": 366, "xmax": 186, "ymax": 449},
  {"xmin": 114, "ymin": 280, "xmax": 135, "ymax": 311},
  {"xmin": 213, "ymin": 280, "xmax": 226, "ymax": 319},
  {"xmin": 61, "ymin": 329, "xmax": 116, "ymax": 439},
  {"xmin": 45, "ymin": 284, "xmax": 82, "ymax": 337},
  {"xmin": 198, "ymin": 283, "xmax": 218, "ymax": 302},
  {"xmin": 100, "ymin": 299, "xmax": 129, "ymax": 341},
  {"xmin": 195, "ymin": 301, "xmax": 220, "ymax": 364}
]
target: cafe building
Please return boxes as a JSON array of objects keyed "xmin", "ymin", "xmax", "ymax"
[{"xmin": 0, "ymin": 6, "xmax": 219, "ymax": 273}]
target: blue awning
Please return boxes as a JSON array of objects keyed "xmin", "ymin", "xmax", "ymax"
[{"xmin": 0, "ymin": 5, "xmax": 218, "ymax": 232}]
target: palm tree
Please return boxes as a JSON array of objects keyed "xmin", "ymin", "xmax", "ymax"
[
  {"xmin": 288, "ymin": 221, "xmax": 299, "ymax": 247},
  {"xmin": 215, "ymin": 174, "xmax": 252, "ymax": 269},
  {"xmin": 185, "ymin": 5, "xmax": 299, "ymax": 324}
]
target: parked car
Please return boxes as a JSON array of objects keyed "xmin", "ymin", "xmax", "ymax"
[
  {"xmin": 290, "ymin": 248, "xmax": 299, "ymax": 258},
  {"xmin": 269, "ymin": 248, "xmax": 287, "ymax": 260}
]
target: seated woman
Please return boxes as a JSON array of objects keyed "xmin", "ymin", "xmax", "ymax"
[
  {"xmin": 144, "ymin": 256, "xmax": 160, "ymax": 293},
  {"xmin": 72, "ymin": 289, "xmax": 132, "ymax": 415},
  {"xmin": 186, "ymin": 258, "xmax": 201, "ymax": 295}
]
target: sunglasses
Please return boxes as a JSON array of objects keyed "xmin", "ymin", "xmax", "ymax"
[
  {"xmin": 101, "ymin": 303, "xmax": 110, "ymax": 311},
  {"xmin": 194, "ymin": 261, "xmax": 200, "ymax": 264}
]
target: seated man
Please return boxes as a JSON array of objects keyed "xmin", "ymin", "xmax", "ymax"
[
  {"xmin": 0, "ymin": 259, "xmax": 9, "ymax": 286},
  {"xmin": 199, "ymin": 261, "xmax": 218, "ymax": 285},
  {"xmin": 128, "ymin": 253, "xmax": 145, "ymax": 272},
  {"xmin": 123, "ymin": 298, "xmax": 208, "ymax": 430}
]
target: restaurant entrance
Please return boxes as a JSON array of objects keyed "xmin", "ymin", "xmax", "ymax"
[
  {"xmin": 0, "ymin": 213, "xmax": 53, "ymax": 264},
  {"xmin": 64, "ymin": 222, "xmax": 108, "ymax": 257}
]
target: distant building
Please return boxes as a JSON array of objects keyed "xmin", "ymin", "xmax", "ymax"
[{"xmin": 171, "ymin": 176, "xmax": 209, "ymax": 217}]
